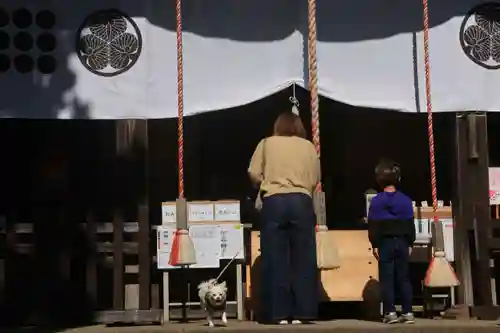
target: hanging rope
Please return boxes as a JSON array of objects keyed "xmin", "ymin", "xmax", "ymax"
[
  {"xmin": 422, "ymin": 0, "xmax": 438, "ymax": 221},
  {"xmin": 421, "ymin": 0, "xmax": 458, "ymax": 287},
  {"xmin": 308, "ymin": 0, "xmax": 322, "ymax": 193},
  {"xmin": 176, "ymin": 0, "xmax": 185, "ymax": 199}
]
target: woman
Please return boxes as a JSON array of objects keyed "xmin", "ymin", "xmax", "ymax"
[{"xmin": 248, "ymin": 111, "xmax": 320, "ymax": 325}]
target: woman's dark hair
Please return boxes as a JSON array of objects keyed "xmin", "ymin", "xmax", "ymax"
[
  {"xmin": 375, "ymin": 160, "xmax": 401, "ymax": 187},
  {"xmin": 273, "ymin": 112, "xmax": 307, "ymax": 138}
]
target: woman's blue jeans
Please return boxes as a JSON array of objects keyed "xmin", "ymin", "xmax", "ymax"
[{"xmin": 259, "ymin": 193, "xmax": 318, "ymax": 322}]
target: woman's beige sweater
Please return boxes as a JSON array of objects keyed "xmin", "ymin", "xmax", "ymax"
[{"xmin": 248, "ymin": 136, "xmax": 320, "ymax": 197}]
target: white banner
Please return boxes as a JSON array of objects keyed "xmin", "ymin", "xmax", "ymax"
[
  {"xmin": 316, "ymin": 0, "xmax": 500, "ymax": 113},
  {"xmin": 0, "ymin": 0, "xmax": 498, "ymax": 119}
]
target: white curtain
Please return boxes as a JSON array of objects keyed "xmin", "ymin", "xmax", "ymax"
[{"xmin": 0, "ymin": 0, "xmax": 497, "ymax": 118}]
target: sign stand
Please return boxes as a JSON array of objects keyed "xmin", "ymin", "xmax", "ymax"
[
  {"xmin": 162, "ymin": 271, "xmax": 170, "ymax": 323},
  {"xmin": 159, "ymin": 200, "xmax": 245, "ymax": 324}
]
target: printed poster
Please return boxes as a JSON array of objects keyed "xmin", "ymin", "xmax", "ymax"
[{"xmin": 489, "ymin": 168, "xmax": 500, "ymax": 205}]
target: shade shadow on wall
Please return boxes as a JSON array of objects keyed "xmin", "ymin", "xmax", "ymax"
[{"xmin": 0, "ymin": 6, "xmax": 89, "ymax": 118}]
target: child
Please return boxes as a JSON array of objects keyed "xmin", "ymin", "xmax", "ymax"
[{"xmin": 367, "ymin": 160, "xmax": 415, "ymax": 324}]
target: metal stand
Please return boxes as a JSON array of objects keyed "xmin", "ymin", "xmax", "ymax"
[
  {"xmin": 236, "ymin": 262, "xmax": 244, "ymax": 320},
  {"xmin": 162, "ymin": 271, "xmax": 170, "ymax": 324},
  {"xmin": 181, "ymin": 267, "xmax": 189, "ymax": 322}
]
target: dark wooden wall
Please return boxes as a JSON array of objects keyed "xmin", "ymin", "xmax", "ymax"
[
  {"xmin": 0, "ymin": 88, "xmax": 477, "ymax": 230},
  {"xmin": 2, "ymin": 88, "xmax": 500, "ymax": 326}
]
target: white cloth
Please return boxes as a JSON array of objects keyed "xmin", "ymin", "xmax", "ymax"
[{"xmin": 0, "ymin": 0, "xmax": 497, "ymax": 119}]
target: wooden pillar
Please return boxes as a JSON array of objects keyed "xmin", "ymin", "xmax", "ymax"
[
  {"xmin": 470, "ymin": 114, "xmax": 494, "ymax": 309},
  {"xmin": 112, "ymin": 209, "xmax": 125, "ymax": 310},
  {"xmin": 453, "ymin": 113, "xmax": 475, "ymax": 308},
  {"xmin": 134, "ymin": 120, "xmax": 151, "ymax": 311},
  {"xmin": 454, "ymin": 112, "xmax": 495, "ymax": 319},
  {"xmin": 115, "ymin": 119, "xmax": 151, "ymax": 314},
  {"xmin": 85, "ymin": 211, "xmax": 98, "ymax": 308}
]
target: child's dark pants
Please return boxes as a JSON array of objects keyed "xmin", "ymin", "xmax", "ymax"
[
  {"xmin": 378, "ymin": 236, "xmax": 413, "ymax": 314},
  {"xmin": 259, "ymin": 193, "xmax": 318, "ymax": 322}
]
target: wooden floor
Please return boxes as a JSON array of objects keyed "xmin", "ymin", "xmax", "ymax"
[{"xmin": 8, "ymin": 320, "xmax": 500, "ymax": 333}]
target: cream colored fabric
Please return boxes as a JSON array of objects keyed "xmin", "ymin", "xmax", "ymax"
[{"xmin": 248, "ymin": 136, "xmax": 320, "ymax": 197}]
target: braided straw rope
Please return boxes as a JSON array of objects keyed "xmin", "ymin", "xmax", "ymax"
[
  {"xmin": 308, "ymin": 0, "xmax": 322, "ymax": 193},
  {"xmin": 176, "ymin": 0, "xmax": 184, "ymax": 198},
  {"xmin": 422, "ymin": 0, "xmax": 438, "ymax": 221}
]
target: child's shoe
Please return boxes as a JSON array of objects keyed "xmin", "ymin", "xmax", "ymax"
[
  {"xmin": 399, "ymin": 313, "xmax": 415, "ymax": 324},
  {"xmin": 383, "ymin": 312, "xmax": 399, "ymax": 324}
]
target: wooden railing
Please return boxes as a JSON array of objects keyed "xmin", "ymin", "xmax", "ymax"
[{"xmin": 0, "ymin": 204, "xmax": 161, "ymax": 327}]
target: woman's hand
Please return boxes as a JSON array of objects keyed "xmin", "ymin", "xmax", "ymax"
[{"xmin": 372, "ymin": 248, "xmax": 379, "ymax": 260}]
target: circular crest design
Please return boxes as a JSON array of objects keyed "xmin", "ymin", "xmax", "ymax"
[
  {"xmin": 76, "ymin": 9, "xmax": 142, "ymax": 77},
  {"xmin": 459, "ymin": 2, "xmax": 500, "ymax": 70}
]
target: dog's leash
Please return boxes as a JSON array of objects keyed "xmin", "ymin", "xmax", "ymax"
[{"xmin": 213, "ymin": 251, "xmax": 240, "ymax": 283}]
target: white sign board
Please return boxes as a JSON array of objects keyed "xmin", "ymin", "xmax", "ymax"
[
  {"xmin": 214, "ymin": 202, "xmax": 240, "ymax": 221},
  {"xmin": 442, "ymin": 219, "xmax": 454, "ymax": 262},
  {"xmin": 189, "ymin": 224, "xmax": 221, "ymax": 268},
  {"xmin": 365, "ymin": 192, "xmax": 376, "ymax": 218},
  {"xmin": 414, "ymin": 218, "xmax": 454, "ymax": 262},
  {"xmin": 489, "ymin": 168, "xmax": 500, "ymax": 205},
  {"xmin": 220, "ymin": 224, "xmax": 245, "ymax": 260},
  {"xmin": 161, "ymin": 203, "xmax": 176, "ymax": 225},
  {"xmin": 188, "ymin": 203, "xmax": 215, "ymax": 222},
  {"xmin": 156, "ymin": 226, "xmax": 180, "ymax": 270},
  {"xmin": 157, "ymin": 224, "xmax": 222, "ymax": 269}
]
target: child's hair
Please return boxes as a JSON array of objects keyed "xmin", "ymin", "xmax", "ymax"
[{"xmin": 375, "ymin": 160, "xmax": 401, "ymax": 188}]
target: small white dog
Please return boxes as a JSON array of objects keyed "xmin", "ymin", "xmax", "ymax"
[{"xmin": 198, "ymin": 279, "xmax": 228, "ymax": 327}]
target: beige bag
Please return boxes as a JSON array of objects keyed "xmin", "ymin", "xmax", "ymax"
[
  {"xmin": 255, "ymin": 195, "xmax": 264, "ymax": 211},
  {"xmin": 316, "ymin": 226, "xmax": 341, "ymax": 269},
  {"xmin": 254, "ymin": 139, "xmax": 267, "ymax": 211}
]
